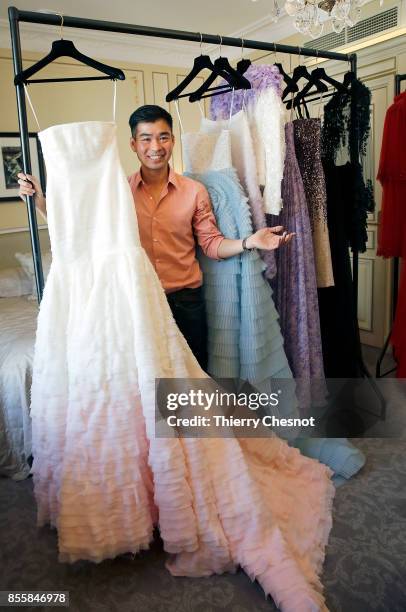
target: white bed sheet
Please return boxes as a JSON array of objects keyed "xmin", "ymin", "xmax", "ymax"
[{"xmin": 0, "ymin": 297, "xmax": 38, "ymax": 480}]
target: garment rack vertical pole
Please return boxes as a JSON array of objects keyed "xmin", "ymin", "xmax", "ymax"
[
  {"xmin": 8, "ymin": 5, "xmax": 385, "ymax": 415},
  {"xmin": 9, "ymin": 7, "xmax": 44, "ymax": 299},
  {"xmin": 376, "ymin": 73, "xmax": 406, "ymax": 378}
]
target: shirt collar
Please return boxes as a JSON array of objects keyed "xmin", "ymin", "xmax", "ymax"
[
  {"xmin": 167, "ymin": 167, "xmax": 179, "ymax": 190},
  {"xmin": 134, "ymin": 166, "xmax": 179, "ymax": 190}
]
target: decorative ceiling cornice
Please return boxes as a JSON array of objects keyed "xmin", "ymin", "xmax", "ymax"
[{"xmin": 227, "ymin": 12, "xmax": 298, "ymax": 54}]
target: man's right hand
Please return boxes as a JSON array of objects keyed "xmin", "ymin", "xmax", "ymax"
[
  {"xmin": 17, "ymin": 172, "xmax": 47, "ymax": 217},
  {"xmin": 17, "ymin": 172, "xmax": 42, "ymax": 201}
]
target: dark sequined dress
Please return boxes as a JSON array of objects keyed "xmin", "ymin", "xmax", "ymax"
[{"xmin": 294, "ymin": 118, "xmax": 334, "ymax": 288}]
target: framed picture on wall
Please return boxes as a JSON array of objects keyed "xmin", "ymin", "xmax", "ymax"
[{"xmin": 0, "ymin": 132, "xmax": 46, "ymax": 202}]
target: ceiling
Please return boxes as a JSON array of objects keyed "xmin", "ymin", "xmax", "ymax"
[
  {"xmin": 0, "ymin": 0, "xmax": 298, "ymax": 66},
  {"xmin": 2, "ymin": 0, "xmax": 272, "ymax": 34}
]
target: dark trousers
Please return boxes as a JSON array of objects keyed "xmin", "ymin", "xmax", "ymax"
[{"xmin": 166, "ymin": 286, "xmax": 208, "ymax": 371}]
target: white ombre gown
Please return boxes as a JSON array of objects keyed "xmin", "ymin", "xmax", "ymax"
[{"xmin": 31, "ymin": 121, "xmax": 334, "ymax": 612}]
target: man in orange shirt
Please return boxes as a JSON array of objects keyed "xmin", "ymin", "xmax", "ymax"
[{"xmin": 18, "ymin": 104, "xmax": 293, "ymax": 371}]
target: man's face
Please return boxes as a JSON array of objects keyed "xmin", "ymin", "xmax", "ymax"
[{"xmin": 130, "ymin": 119, "xmax": 174, "ymax": 171}]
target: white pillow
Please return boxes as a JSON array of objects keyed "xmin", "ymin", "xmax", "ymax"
[
  {"xmin": 0, "ymin": 266, "xmax": 33, "ymax": 297},
  {"xmin": 15, "ymin": 251, "xmax": 52, "ymax": 294}
]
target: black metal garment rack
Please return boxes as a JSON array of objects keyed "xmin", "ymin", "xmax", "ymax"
[
  {"xmin": 376, "ymin": 73, "xmax": 406, "ymax": 378},
  {"xmin": 8, "ymin": 5, "xmax": 356, "ymax": 302},
  {"xmin": 8, "ymin": 5, "xmax": 385, "ymax": 415}
]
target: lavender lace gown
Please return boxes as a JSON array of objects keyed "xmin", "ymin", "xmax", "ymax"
[
  {"xmin": 270, "ymin": 124, "xmax": 366, "ymax": 486},
  {"xmin": 269, "ymin": 122, "xmax": 327, "ymax": 409}
]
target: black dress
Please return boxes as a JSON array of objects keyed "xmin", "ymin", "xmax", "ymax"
[{"xmin": 319, "ymin": 79, "xmax": 374, "ymax": 378}]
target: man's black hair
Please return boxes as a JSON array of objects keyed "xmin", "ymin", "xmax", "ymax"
[{"xmin": 129, "ymin": 105, "xmax": 173, "ymax": 136}]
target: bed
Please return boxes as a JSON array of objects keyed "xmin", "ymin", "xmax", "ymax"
[{"xmin": 0, "ymin": 296, "xmax": 38, "ymax": 480}]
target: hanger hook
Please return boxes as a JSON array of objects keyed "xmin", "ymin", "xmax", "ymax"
[
  {"xmin": 218, "ymin": 34, "xmax": 222, "ymax": 57},
  {"xmin": 241, "ymin": 36, "xmax": 244, "ymax": 60},
  {"xmin": 199, "ymin": 32, "xmax": 203, "ymax": 55},
  {"xmin": 273, "ymin": 42, "xmax": 278, "ymax": 64},
  {"xmin": 316, "ymin": 48, "xmax": 319, "ymax": 66},
  {"xmin": 298, "ymin": 46, "xmax": 301, "ymax": 65},
  {"xmin": 58, "ymin": 13, "xmax": 64, "ymax": 39}
]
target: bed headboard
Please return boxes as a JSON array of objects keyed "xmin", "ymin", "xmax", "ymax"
[{"xmin": 0, "ymin": 227, "xmax": 50, "ymax": 270}]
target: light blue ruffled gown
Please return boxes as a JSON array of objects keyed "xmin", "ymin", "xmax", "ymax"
[{"xmin": 182, "ymin": 129, "xmax": 297, "ymax": 425}]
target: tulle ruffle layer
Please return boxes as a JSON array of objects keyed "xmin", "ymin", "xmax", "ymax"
[{"xmin": 186, "ymin": 169, "xmax": 295, "ymax": 395}]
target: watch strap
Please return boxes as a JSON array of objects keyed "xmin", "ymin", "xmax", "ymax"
[{"xmin": 242, "ymin": 237, "xmax": 252, "ymax": 251}]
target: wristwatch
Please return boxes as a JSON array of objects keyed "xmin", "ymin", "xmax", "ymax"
[{"xmin": 242, "ymin": 237, "xmax": 254, "ymax": 251}]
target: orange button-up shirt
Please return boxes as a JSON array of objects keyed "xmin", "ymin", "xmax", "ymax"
[{"xmin": 128, "ymin": 168, "xmax": 224, "ymax": 293}]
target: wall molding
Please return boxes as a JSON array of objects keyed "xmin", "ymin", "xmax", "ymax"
[
  {"xmin": 0, "ymin": 225, "xmax": 47, "ymax": 235},
  {"xmin": 358, "ymin": 257, "xmax": 375, "ymax": 332}
]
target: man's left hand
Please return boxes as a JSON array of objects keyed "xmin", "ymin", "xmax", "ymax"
[{"xmin": 246, "ymin": 226, "xmax": 295, "ymax": 251}]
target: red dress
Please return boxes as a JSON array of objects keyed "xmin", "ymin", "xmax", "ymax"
[
  {"xmin": 392, "ymin": 264, "xmax": 406, "ymax": 377},
  {"xmin": 377, "ymin": 90, "xmax": 406, "ymax": 377}
]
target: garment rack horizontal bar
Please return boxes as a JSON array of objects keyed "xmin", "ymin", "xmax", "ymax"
[{"xmin": 9, "ymin": 6, "xmax": 352, "ymax": 63}]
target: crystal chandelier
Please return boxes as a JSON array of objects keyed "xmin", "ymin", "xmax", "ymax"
[{"xmin": 254, "ymin": 0, "xmax": 368, "ymax": 38}]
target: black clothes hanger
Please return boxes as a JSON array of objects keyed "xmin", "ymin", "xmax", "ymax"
[
  {"xmin": 166, "ymin": 34, "xmax": 241, "ymax": 102},
  {"xmin": 274, "ymin": 62, "xmax": 298, "ymax": 94},
  {"xmin": 188, "ymin": 35, "xmax": 251, "ymax": 103},
  {"xmin": 286, "ymin": 69, "xmax": 329, "ymax": 110},
  {"xmin": 343, "ymin": 70, "xmax": 356, "ymax": 88},
  {"xmin": 189, "ymin": 56, "xmax": 251, "ymax": 101},
  {"xmin": 282, "ymin": 64, "xmax": 312, "ymax": 100},
  {"xmin": 14, "ymin": 39, "xmax": 125, "ymax": 85},
  {"xmin": 166, "ymin": 54, "xmax": 221, "ymax": 101},
  {"xmin": 236, "ymin": 58, "xmax": 251, "ymax": 75},
  {"xmin": 198, "ymin": 57, "xmax": 252, "ymax": 96},
  {"xmin": 195, "ymin": 39, "xmax": 252, "ymax": 97},
  {"xmin": 188, "ymin": 57, "xmax": 251, "ymax": 101},
  {"xmin": 236, "ymin": 38, "xmax": 251, "ymax": 75},
  {"xmin": 286, "ymin": 65, "xmax": 352, "ymax": 112},
  {"xmin": 292, "ymin": 71, "xmax": 356, "ymax": 106},
  {"xmin": 309, "ymin": 67, "xmax": 348, "ymax": 93}
]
